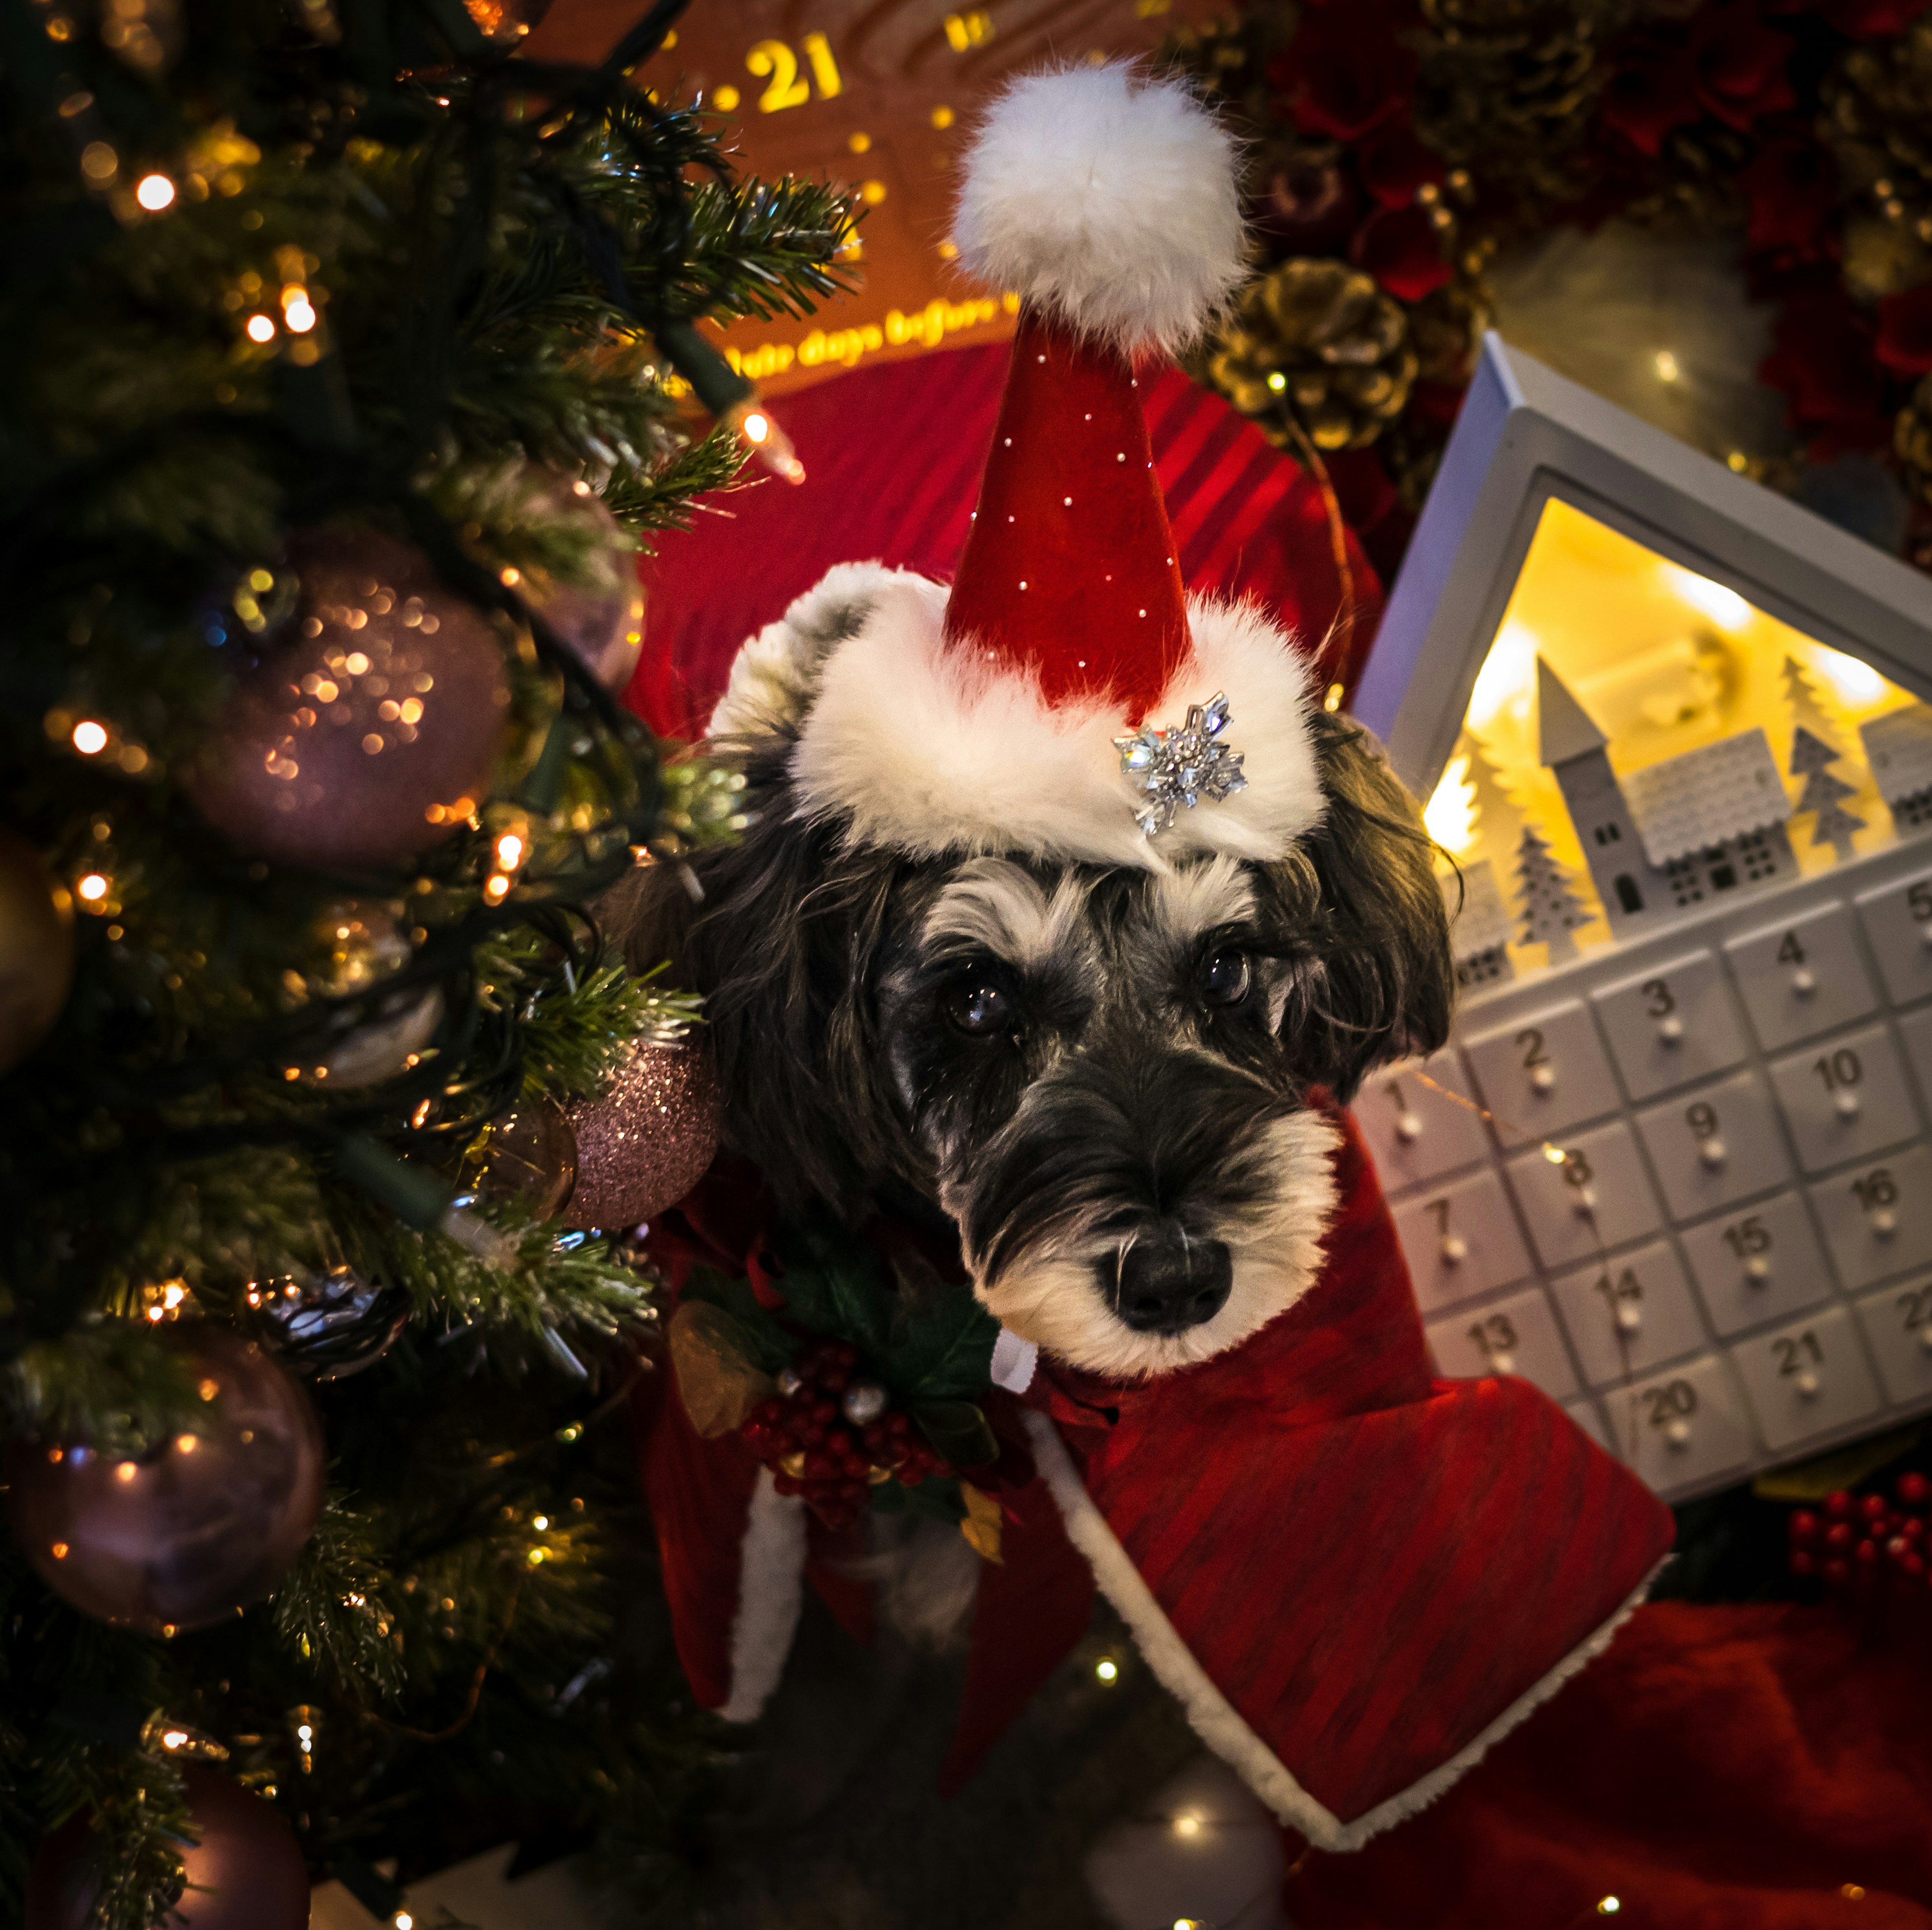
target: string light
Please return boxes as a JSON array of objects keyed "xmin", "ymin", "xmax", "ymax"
[
  {"xmin": 282, "ymin": 287, "xmax": 317, "ymax": 332},
  {"xmin": 1172, "ymin": 1812, "xmax": 1201, "ymax": 1837},
  {"xmin": 1094, "ymin": 1656, "xmax": 1118, "ymax": 1683},
  {"xmin": 76, "ymin": 873, "xmax": 109, "ymax": 903},
  {"xmin": 246, "ymin": 312, "xmax": 276, "ymax": 343},
  {"xmin": 135, "ymin": 173, "xmax": 175, "ymax": 210},
  {"xmin": 724, "ymin": 395, "xmax": 805, "ymax": 483},
  {"xmin": 1597, "ymin": 1898, "xmax": 1621, "ymax": 1914},
  {"xmin": 1652, "ymin": 350, "xmax": 1679, "ymax": 382},
  {"xmin": 71, "ymin": 719, "xmax": 108, "ymax": 754}
]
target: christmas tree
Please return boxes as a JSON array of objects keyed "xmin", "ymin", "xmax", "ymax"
[
  {"xmin": 1790, "ymin": 725, "xmax": 1866, "ymax": 862},
  {"xmin": 1459, "ymin": 728, "xmax": 1523, "ymax": 866},
  {"xmin": 1782, "ymin": 654, "xmax": 1842, "ymax": 747},
  {"xmin": 1513, "ymin": 822, "xmax": 1594, "ymax": 961},
  {"xmin": 0, "ymin": 3, "xmax": 848, "ymax": 1922}
]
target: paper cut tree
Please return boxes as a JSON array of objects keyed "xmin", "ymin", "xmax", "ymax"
[
  {"xmin": 1460, "ymin": 729, "xmax": 1524, "ymax": 861},
  {"xmin": 1514, "ymin": 822, "xmax": 1594, "ymax": 961},
  {"xmin": 1783, "ymin": 655, "xmax": 1841, "ymax": 747},
  {"xmin": 1790, "ymin": 724, "xmax": 1865, "ymax": 862}
]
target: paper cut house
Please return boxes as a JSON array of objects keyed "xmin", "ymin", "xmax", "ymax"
[
  {"xmin": 1538, "ymin": 658, "xmax": 1795, "ymax": 937},
  {"xmin": 1443, "ymin": 857, "xmax": 1515, "ymax": 988},
  {"xmin": 1862, "ymin": 704, "xmax": 1932, "ymax": 832}
]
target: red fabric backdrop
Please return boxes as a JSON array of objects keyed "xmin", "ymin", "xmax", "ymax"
[{"xmin": 623, "ymin": 342, "xmax": 1381, "ymax": 742}]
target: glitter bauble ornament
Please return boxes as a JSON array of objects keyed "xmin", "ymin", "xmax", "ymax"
[
  {"xmin": 562, "ymin": 1043, "xmax": 721, "ymax": 1230},
  {"xmin": 250, "ymin": 1266, "xmax": 410, "ymax": 1380},
  {"xmin": 304, "ymin": 984, "xmax": 444, "ymax": 1089},
  {"xmin": 463, "ymin": 1096, "xmax": 578, "ymax": 1217},
  {"xmin": 0, "ymin": 828, "xmax": 75, "ymax": 1075},
  {"xmin": 26, "ymin": 1766, "xmax": 307, "ymax": 1930},
  {"xmin": 185, "ymin": 526, "xmax": 511, "ymax": 872},
  {"xmin": 5, "ymin": 1326, "xmax": 325, "ymax": 1633},
  {"xmin": 511, "ymin": 475, "xmax": 646, "ymax": 691}
]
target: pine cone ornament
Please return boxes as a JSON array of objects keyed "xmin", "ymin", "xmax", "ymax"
[
  {"xmin": 1825, "ymin": 18, "xmax": 1932, "ymax": 253},
  {"xmin": 1899, "ymin": 374, "xmax": 1932, "ymax": 510},
  {"xmin": 1206, "ymin": 261, "xmax": 1417, "ymax": 452}
]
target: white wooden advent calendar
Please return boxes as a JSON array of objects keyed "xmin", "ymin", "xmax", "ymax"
[{"xmin": 1354, "ymin": 334, "xmax": 1932, "ymax": 1502}]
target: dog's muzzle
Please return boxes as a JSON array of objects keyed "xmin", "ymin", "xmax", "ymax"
[{"xmin": 1106, "ymin": 1225, "xmax": 1234, "ymax": 1334}]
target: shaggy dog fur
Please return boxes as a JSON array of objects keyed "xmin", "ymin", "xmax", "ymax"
[{"xmin": 612, "ymin": 670, "xmax": 1455, "ymax": 1382}]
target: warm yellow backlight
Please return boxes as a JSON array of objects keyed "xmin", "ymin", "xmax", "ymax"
[{"xmin": 1423, "ymin": 753, "xmax": 1476, "ymax": 856}]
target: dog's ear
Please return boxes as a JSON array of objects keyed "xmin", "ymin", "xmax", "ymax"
[
  {"xmin": 603, "ymin": 737, "xmax": 910, "ymax": 1215},
  {"xmin": 1265, "ymin": 708, "xmax": 1454, "ymax": 1103}
]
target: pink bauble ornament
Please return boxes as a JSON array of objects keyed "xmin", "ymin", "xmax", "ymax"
[
  {"xmin": 185, "ymin": 527, "xmax": 511, "ymax": 871},
  {"xmin": 6, "ymin": 1326, "xmax": 325, "ymax": 1633},
  {"xmin": 513, "ymin": 476, "xmax": 646, "ymax": 691},
  {"xmin": 562, "ymin": 1042, "xmax": 720, "ymax": 1230},
  {"xmin": 26, "ymin": 1766, "xmax": 308, "ymax": 1930}
]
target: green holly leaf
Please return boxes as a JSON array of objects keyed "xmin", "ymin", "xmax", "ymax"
[{"xmin": 912, "ymin": 1398, "xmax": 998, "ymax": 1471}]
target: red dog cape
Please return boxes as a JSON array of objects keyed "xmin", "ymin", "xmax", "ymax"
[{"xmin": 638, "ymin": 1113, "xmax": 1676, "ymax": 1851}]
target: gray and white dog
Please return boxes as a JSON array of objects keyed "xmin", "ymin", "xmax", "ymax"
[{"xmin": 615, "ymin": 575, "xmax": 1455, "ymax": 1384}]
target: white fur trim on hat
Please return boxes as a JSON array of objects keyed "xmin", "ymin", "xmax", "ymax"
[
  {"xmin": 712, "ymin": 564, "xmax": 1324, "ymax": 870},
  {"xmin": 953, "ymin": 63, "xmax": 1245, "ymax": 359}
]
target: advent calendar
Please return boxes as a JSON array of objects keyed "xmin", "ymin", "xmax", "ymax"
[{"xmin": 1356, "ymin": 334, "xmax": 1932, "ymax": 1502}]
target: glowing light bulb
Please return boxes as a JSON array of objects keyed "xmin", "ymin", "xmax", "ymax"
[
  {"xmin": 1653, "ymin": 350, "xmax": 1679, "ymax": 382},
  {"xmin": 71, "ymin": 719, "xmax": 108, "ymax": 754},
  {"xmin": 163, "ymin": 1728, "xmax": 190, "ymax": 1748},
  {"xmin": 725, "ymin": 396, "xmax": 804, "ymax": 483},
  {"xmin": 1598, "ymin": 1900, "xmax": 1621, "ymax": 1915},
  {"xmin": 1094, "ymin": 1657, "xmax": 1118, "ymax": 1682},
  {"xmin": 484, "ymin": 874, "xmax": 510, "ymax": 901},
  {"xmin": 246, "ymin": 312, "xmax": 276, "ymax": 343},
  {"xmin": 741, "ymin": 410, "xmax": 770, "ymax": 444},
  {"xmin": 77, "ymin": 873, "xmax": 108, "ymax": 902},
  {"xmin": 495, "ymin": 831, "xmax": 525, "ymax": 870},
  {"xmin": 1172, "ymin": 1813, "xmax": 1201, "ymax": 1837},
  {"xmin": 175, "ymin": 1434, "xmax": 198, "ymax": 1454},
  {"xmin": 283, "ymin": 293, "xmax": 317, "ymax": 332},
  {"xmin": 1666, "ymin": 565, "xmax": 1751, "ymax": 632},
  {"xmin": 135, "ymin": 173, "xmax": 175, "ymax": 210},
  {"xmin": 1812, "ymin": 647, "xmax": 1886, "ymax": 707}
]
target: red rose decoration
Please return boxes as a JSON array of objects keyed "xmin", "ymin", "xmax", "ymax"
[
  {"xmin": 1738, "ymin": 139, "xmax": 1839, "ymax": 261},
  {"xmin": 1357, "ymin": 124, "xmax": 1445, "ymax": 210},
  {"xmin": 1690, "ymin": 1, "xmax": 1796, "ymax": 133},
  {"xmin": 1351, "ymin": 203, "xmax": 1453, "ymax": 303},
  {"xmin": 1599, "ymin": 38, "xmax": 1700, "ymax": 157},
  {"xmin": 1878, "ymin": 287, "xmax": 1932, "ymax": 376},
  {"xmin": 1275, "ymin": 0, "xmax": 1418, "ymax": 142}
]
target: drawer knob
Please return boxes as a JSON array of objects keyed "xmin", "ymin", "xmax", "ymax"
[
  {"xmin": 1872, "ymin": 1208, "xmax": 1898, "ymax": 1238},
  {"xmin": 1439, "ymin": 1233, "xmax": 1468, "ymax": 1265},
  {"xmin": 1834, "ymin": 1089, "xmax": 1861, "ymax": 1120},
  {"xmin": 1744, "ymin": 1255, "xmax": 1772, "ymax": 1283},
  {"xmin": 1394, "ymin": 1110, "xmax": 1423, "ymax": 1143},
  {"xmin": 1489, "ymin": 1350, "xmax": 1515, "ymax": 1375},
  {"xmin": 1792, "ymin": 968, "xmax": 1818, "ymax": 997},
  {"xmin": 1699, "ymin": 1136, "xmax": 1727, "ymax": 1168},
  {"xmin": 1658, "ymin": 1016, "xmax": 1684, "ymax": 1044},
  {"xmin": 1919, "ymin": 925, "xmax": 1932, "ymax": 953},
  {"xmin": 1920, "ymin": 1327, "xmax": 1932, "ymax": 1355},
  {"xmin": 1614, "ymin": 1302, "xmax": 1642, "ymax": 1334},
  {"xmin": 1530, "ymin": 1064, "xmax": 1557, "ymax": 1095},
  {"xmin": 1664, "ymin": 1418, "xmax": 1692, "ymax": 1449},
  {"xmin": 1571, "ymin": 1185, "xmax": 1598, "ymax": 1215},
  {"xmin": 1794, "ymin": 1369, "xmax": 1821, "ymax": 1399}
]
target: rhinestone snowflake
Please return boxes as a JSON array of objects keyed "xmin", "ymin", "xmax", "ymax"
[{"xmin": 1114, "ymin": 691, "xmax": 1247, "ymax": 837}]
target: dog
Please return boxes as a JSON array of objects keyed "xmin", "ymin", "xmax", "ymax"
[{"xmin": 614, "ymin": 593, "xmax": 1454, "ymax": 1384}]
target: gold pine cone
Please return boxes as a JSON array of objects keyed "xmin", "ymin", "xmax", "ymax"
[{"xmin": 1208, "ymin": 260, "xmax": 1417, "ymax": 452}]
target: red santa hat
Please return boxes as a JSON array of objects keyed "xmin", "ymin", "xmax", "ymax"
[{"xmin": 709, "ymin": 62, "xmax": 1325, "ymax": 870}]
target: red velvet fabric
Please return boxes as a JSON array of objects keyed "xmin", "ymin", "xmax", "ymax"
[
  {"xmin": 624, "ymin": 344, "xmax": 1382, "ymax": 743},
  {"xmin": 1285, "ymin": 1600, "xmax": 1932, "ymax": 1927},
  {"xmin": 941, "ymin": 313, "xmax": 1190, "ymax": 720},
  {"xmin": 1029, "ymin": 1112, "xmax": 1676, "ymax": 1827}
]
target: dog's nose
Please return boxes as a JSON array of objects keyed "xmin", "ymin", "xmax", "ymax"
[{"xmin": 1110, "ymin": 1228, "xmax": 1233, "ymax": 1333}]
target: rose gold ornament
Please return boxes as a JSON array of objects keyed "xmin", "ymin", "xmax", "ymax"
[
  {"xmin": 27, "ymin": 1766, "xmax": 308, "ymax": 1930},
  {"xmin": 5, "ymin": 1326, "xmax": 325, "ymax": 1633},
  {"xmin": 0, "ymin": 828, "xmax": 75, "ymax": 1075},
  {"xmin": 185, "ymin": 527, "xmax": 511, "ymax": 871},
  {"xmin": 512, "ymin": 475, "xmax": 647, "ymax": 691},
  {"xmin": 562, "ymin": 1042, "xmax": 720, "ymax": 1230}
]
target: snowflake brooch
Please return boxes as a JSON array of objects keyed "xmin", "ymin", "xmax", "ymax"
[{"xmin": 1114, "ymin": 692, "xmax": 1247, "ymax": 837}]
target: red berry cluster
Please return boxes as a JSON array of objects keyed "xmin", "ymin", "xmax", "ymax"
[
  {"xmin": 739, "ymin": 1339, "xmax": 949, "ymax": 1531},
  {"xmin": 1788, "ymin": 1472, "xmax": 1932, "ymax": 1595}
]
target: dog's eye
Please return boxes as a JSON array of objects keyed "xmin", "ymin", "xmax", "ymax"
[
  {"xmin": 1198, "ymin": 948, "xmax": 1252, "ymax": 1006},
  {"xmin": 941, "ymin": 979, "xmax": 1015, "ymax": 1037}
]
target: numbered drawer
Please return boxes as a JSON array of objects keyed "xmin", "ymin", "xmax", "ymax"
[
  {"xmin": 1678, "ymin": 1192, "xmax": 1836, "ymax": 1336},
  {"xmin": 1390, "ymin": 1168, "xmax": 1535, "ymax": 1315},
  {"xmin": 1547, "ymin": 1240, "xmax": 1709, "ymax": 1389},
  {"xmin": 1634, "ymin": 1069, "xmax": 1792, "ymax": 1223},
  {"xmin": 1424, "ymin": 1288, "xmax": 1580, "ymax": 1402},
  {"xmin": 1592, "ymin": 951, "xmax": 1748, "ymax": 1103},
  {"xmin": 1503, "ymin": 1121, "xmax": 1662, "ymax": 1270},
  {"xmin": 1725, "ymin": 904, "xmax": 1878, "ymax": 1052},
  {"xmin": 1727, "ymin": 1305, "xmax": 1884, "ymax": 1454},
  {"xmin": 1894, "ymin": 1007, "xmax": 1932, "ymax": 1124},
  {"xmin": 1855, "ymin": 868, "xmax": 1932, "ymax": 1008},
  {"xmin": 1563, "ymin": 1397, "xmax": 1613, "ymax": 1455},
  {"xmin": 1808, "ymin": 1143, "xmax": 1932, "ymax": 1290},
  {"xmin": 1603, "ymin": 1355, "xmax": 1756, "ymax": 1495},
  {"xmin": 1855, "ymin": 1276, "xmax": 1932, "ymax": 1405},
  {"xmin": 1767, "ymin": 1024, "xmax": 1920, "ymax": 1174},
  {"xmin": 1353, "ymin": 1054, "xmax": 1491, "ymax": 1193},
  {"xmin": 1462, "ymin": 1002, "xmax": 1623, "ymax": 1148}
]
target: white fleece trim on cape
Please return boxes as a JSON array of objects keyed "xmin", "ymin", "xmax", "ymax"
[
  {"xmin": 718, "ymin": 1467, "xmax": 809, "ymax": 1724},
  {"xmin": 1022, "ymin": 1408, "xmax": 1663, "ymax": 1852},
  {"xmin": 710, "ymin": 562, "xmax": 1324, "ymax": 871}
]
